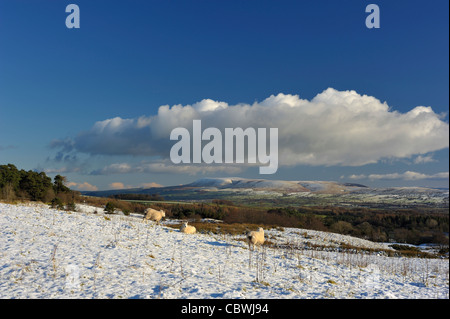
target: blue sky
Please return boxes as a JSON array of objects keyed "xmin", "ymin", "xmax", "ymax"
[{"xmin": 0, "ymin": 0, "xmax": 448, "ymax": 191}]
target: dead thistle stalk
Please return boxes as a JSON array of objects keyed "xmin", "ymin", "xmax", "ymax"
[{"xmin": 50, "ymin": 244, "xmax": 58, "ymax": 277}]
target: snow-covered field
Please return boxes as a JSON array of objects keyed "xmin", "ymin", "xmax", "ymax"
[{"xmin": 0, "ymin": 202, "xmax": 448, "ymax": 299}]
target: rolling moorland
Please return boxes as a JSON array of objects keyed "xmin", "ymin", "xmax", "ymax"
[
  {"xmin": 84, "ymin": 177, "xmax": 449, "ymax": 209},
  {"xmin": 1, "ymin": 165, "xmax": 448, "ymax": 246},
  {"xmin": 84, "ymin": 177, "xmax": 449, "ymax": 247},
  {"xmin": 0, "ymin": 165, "xmax": 449, "ymax": 299}
]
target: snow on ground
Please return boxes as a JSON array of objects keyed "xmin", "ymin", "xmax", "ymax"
[{"xmin": 0, "ymin": 202, "xmax": 448, "ymax": 299}]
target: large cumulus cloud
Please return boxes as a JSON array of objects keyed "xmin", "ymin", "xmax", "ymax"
[{"xmin": 51, "ymin": 88, "xmax": 449, "ymax": 169}]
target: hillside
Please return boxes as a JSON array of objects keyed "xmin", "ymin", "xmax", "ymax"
[{"xmin": 0, "ymin": 201, "xmax": 448, "ymax": 299}]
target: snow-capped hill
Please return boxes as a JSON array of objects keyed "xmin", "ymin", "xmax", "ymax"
[
  {"xmin": 81, "ymin": 177, "xmax": 448, "ymax": 208},
  {"xmin": 186, "ymin": 177, "xmax": 369, "ymax": 193},
  {"xmin": 185, "ymin": 177, "xmax": 449, "ymax": 197}
]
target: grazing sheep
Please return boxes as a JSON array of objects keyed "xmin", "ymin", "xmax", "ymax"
[
  {"xmin": 143, "ymin": 208, "xmax": 165, "ymax": 223},
  {"xmin": 180, "ymin": 221, "xmax": 196, "ymax": 234},
  {"xmin": 246, "ymin": 227, "xmax": 265, "ymax": 250}
]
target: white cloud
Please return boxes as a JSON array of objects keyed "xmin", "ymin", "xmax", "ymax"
[
  {"xmin": 42, "ymin": 166, "xmax": 82, "ymax": 174},
  {"xmin": 348, "ymin": 171, "xmax": 449, "ymax": 181},
  {"xmin": 347, "ymin": 174, "xmax": 367, "ymax": 180},
  {"xmin": 107, "ymin": 181, "xmax": 163, "ymax": 190},
  {"xmin": 51, "ymin": 88, "xmax": 449, "ymax": 169},
  {"xmin": 67, "ymin": 181, "xmax": 98, "ymax": 191},
  {"xmin": 413, "ymin": 154, "xmax": 436, "ymax": 164},
  {"xmin": 91, "ymin": 161, "xmax": 244, "ymax": 176},
  {"xmin": 109, "ymin": 182, "xmax": 129, "ymax": 190}
]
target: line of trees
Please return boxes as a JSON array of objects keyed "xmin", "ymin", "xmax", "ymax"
[
  {"xmin": 0, "ymin": 163, "xmax": 77, "ymax": 206},
  {"xmin": 266, "ymin": 206, "xmax": 449, "ymax": 245}
]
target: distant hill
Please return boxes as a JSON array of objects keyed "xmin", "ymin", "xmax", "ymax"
[
  {"xmin": 81, "ymin": 177, "xmax": 366, "ymax": 196},
  {"xmin": 184, "ymin": 177, "xmax": 368, "ymax": 193},
  {"xmin": 81, "ymin": 177, "xmax": 449, "ymax": 209}
]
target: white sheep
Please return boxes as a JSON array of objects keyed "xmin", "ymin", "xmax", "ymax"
[
  {"xmin": 143, "ymin": 208, "xmax": 166, "ymax": 223},
  {"xmin": 180, "ymin": 221, "xmax": 196, "ymax": 234},
  {"xmin": 246, "ymin": 227, "xmax": 265, "ymax": 250}
]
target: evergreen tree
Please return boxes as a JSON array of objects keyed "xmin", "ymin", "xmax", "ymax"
[
  {"xmin": 104, "ymin": 202, "xmax": 116, "ymax": 214},
  {"xmin": 53, "ymin": 175, "xmax": 70, "ymax": 194}
]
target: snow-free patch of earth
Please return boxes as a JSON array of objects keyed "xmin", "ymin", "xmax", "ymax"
[{"xmin": 0, "ymin": 202, "xmax": 448, "ymax": 299}]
